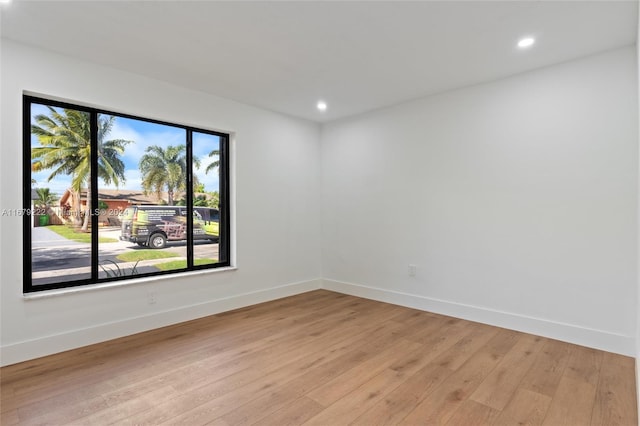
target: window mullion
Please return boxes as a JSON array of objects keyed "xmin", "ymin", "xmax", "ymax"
[
  {"xmin": 23, "ymin": 98, "xmax": 33, "ymax": 293},
  {"xmin": 219, "ymin": 134, "xmax": 230, "ymax": 265},
  {"xmin": 90, "ymin": 112, "xmax": 99, "ymax": 281},
  {"xmin": 186, "ymin": 129, "xmax": 194, "ymax": 269}
]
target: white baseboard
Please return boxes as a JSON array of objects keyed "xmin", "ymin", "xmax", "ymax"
[
  {"xmin": 0, "ymin": 278, "xmax": 322, "ymax": 366},
  {"xmin": 3, "ymin": 277, "xmax": 633, "ymax": 366},
  {"xmin": 321, "ymin": 278, "xmax": 635, "ymax": 357}
]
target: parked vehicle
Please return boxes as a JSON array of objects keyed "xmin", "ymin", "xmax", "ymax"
[
  {"xmin": 196, "ymin": 207, "xmax": 220, "ymax": 238},
  {"xmin": 120, "ymin": 205, "xmax": 219, "ymax": 249}
]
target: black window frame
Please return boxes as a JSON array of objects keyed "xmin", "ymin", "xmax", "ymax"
[{"xmin": 23, "ymin": 94, "xmax": 231, "ymax": 293}]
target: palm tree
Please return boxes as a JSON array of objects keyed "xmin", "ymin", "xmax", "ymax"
[
  {"xmin": 139, "ymin": 145, "xmax": 200, "ymax": 205},
  {"xmin": 35, "ymin": 187, "xmax": 57, "ymax": 207},
  {"xmin": 31, "ymin": 107, "xmax": 131, "ymax": 231},
  {"xmin": 205, "ymin": 148, "xmax": 220, "ymax": 174}
]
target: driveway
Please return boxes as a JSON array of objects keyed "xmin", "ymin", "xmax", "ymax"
[{"xmin": 32, "ymin": 226, "xmax": 85, "ymax": 248}]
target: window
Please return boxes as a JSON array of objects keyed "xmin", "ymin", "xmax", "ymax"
[{"xmin": 23, "ymin": 95, "xmax": 230, "ymax": 292}]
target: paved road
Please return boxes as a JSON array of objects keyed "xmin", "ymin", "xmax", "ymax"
[{"xmin": 30, "ymin": 226, "xmax": 219, "ymax": 286}]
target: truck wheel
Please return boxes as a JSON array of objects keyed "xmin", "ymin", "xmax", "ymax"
[{"xmin": 148, "ymin": 233, "xmax": 166, "ymax": 249}]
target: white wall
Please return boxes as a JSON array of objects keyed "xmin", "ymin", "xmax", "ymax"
[
  {"xmin": 321, "ymin": 46, "xmax": 639, "ymax": 356},
  {"xmin": 1, "ymin": 40, "xmax": 638, "ymax": 366},
  {"xmin": 0, "ymin": 40, "xmax": 323, "ymax": 365},
  {"xmin": 636, "ymin": 1, "xmax": 640, "ymax": 414}
]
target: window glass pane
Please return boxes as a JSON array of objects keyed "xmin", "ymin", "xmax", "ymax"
[
  {"xmin": 193, "ymin": 132, "xmax": 221, "ymax": 266},
  {"xmin": 97, "ymin": 115, "xmax": 187, "ymax": 278},
  {"xmin": 30, "ymin": 103, "xmax": 92, "ymax": 286}
]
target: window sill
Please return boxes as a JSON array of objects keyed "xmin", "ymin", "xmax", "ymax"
[{"xmin": 23, "ymin": 266, "xmax": 238, "ymax": 300}]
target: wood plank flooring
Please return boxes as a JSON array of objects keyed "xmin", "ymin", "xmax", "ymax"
[{"xmin": 0, "ymin": 290, "xmax": 637, "ymax": 425}]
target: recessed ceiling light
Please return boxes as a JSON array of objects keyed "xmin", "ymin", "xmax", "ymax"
[
  {"xmin": 316, "ymin": 101, "xmax": 327, "ymax": 112},
  {"xmin": 517, "ymin": 37, "xmax": 535, "ymax": 49}
]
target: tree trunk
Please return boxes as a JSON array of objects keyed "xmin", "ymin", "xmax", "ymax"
[
  {"xmin": 73, "ymin": 189, "xmax": 82, "ymax": 226},
  {"xmin": 81, "ymin": 183, "xmax": 91, "ymax": 232},
  {"xmin": 168, "ymin": 190, "xmax": 174, "ymax": 205}
]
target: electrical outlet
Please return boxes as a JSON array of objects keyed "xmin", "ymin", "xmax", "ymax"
[
  {"xmin": 147, "ymin": 291, "xmax": 157, "ymax": 305},
  {"xmin": 408, "ymin": 264, "xmax": 416, "ymax": 277}
]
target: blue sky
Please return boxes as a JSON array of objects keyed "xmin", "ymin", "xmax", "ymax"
[{"xmin": 30, "ymin": 104, "xmax": 221, "ymax": 198}]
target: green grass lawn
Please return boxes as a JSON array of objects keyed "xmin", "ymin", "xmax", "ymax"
[
  {"xmin": 46, "ymin": 225, "xmax": 118, "ymax": 243},
  {"xmin": 116, "ymin": 250, "xmax": 179, "ymax": 262},
  {"xmin": 155, "ymin": 258, "xmax": 217, "ymax": 271}
]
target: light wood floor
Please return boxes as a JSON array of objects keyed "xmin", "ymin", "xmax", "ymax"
[{"xmin": 1, "ymin": 290, "xmax": 637, "ymax": 425}]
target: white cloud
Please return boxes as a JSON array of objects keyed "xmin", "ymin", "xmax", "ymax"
[
  {"xmin": 110, "ymin": 118, "xmax": 186, "ymax": 168},
  {"xmin": 31, "ymin": 172, "xmax": 71, "ymax": 198},
  {"xmin": 194, "ymin": 162, "xmax": 220, "ymax": 193},
  {"xmin": 101, "ymin": 168, "xmax": 144, "ymax": 191}
]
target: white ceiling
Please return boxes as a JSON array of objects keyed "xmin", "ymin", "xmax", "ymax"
[{"xmin": 1, "ymin": 1, "xmax": 638, "ymax": 123}]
